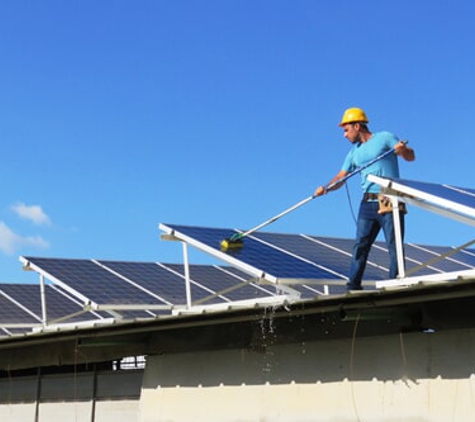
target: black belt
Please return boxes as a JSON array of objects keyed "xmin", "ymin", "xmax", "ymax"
[{"xmin": 363, "ymin": 193, "xmax": 379, "ymax": 202}]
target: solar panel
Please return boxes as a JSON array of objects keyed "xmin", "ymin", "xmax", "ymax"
[
  {"xmin": 19, "ymin": 257, "xmax": 283, "ymax": 317},
  {"xmin": 13, "ymin": 215, "xmax": 475, "ymax": 331},
  {"xmin": 368, "ymin": 176, "xmax": 475, "ymax": 226},
  {"xmin": 162, "ymin": 263, "xmax": 277, "ymax": 303},
  {"xmin": 405, "ymin": 244, "xmax": 475, "ymax": 274},
  {"xmin": 0, "ymin": 289, "xmax": 39, "ymax": 325},
  {"xmin": 159, "ymin": 224, "xmax": 350, "ymax": 284},
  {"xmin": 21, "ymin": 257, "xmax": 172, "ymax": 314},
  {"xmin": 159, "ymin": 223, "xmax": 475, "ymax": 292},
  {"xmin": 0, "ymin": 284, "xmax": 106, "ymax": 325},
  {"xmin": 96, "ymin": 260, "xmax": 224, "ymax": 305},
  {"xmin": 257, "ymin": 232, "xmax": 389, "ymax": 281}
]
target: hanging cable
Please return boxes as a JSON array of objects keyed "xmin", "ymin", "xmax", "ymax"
[{"xmin": 345, "ymin": 183, "xmax": 358, "ymax": 225}]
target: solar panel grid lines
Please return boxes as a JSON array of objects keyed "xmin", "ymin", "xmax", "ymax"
[
  {"xmin": 212, "ymin": 265, "xmax": 276, "ymax": 296},
  {"xmin": 363, "ymin": 243, "xmax": 390, "ymax": 269},
  {"xmin": 99, "ymin": 260, "xmax": 188, "ymax": 306},
  {"xmin": 301, "ymin": 235, "xmax": 359, "ymax": 282},
  {"xmin": 370, "ymin": 176, "xmax": 475, "ymax": 223},
  {"xmin": 47, "ymin": 284, "xmax": 109, "ymax": 321},
  {"xmin": 0, "ymin": 292, "xmax": 39, "ymax": 325},
  {"xmin": 14, "ymin": 214, "xmax": 475, "ymax": 333},
  {"xmin": 405, "ymin": 243, "xmax": 475, "ymax": 275},
  {"xmin": 461, "ymin": 248, "xmax": 475, "ymax": 259},
  {"xmin": 171, "ymin": 262, "xmax": 286, "ymax": 305},
  {"xmin": 402, "ymin": 251, "xmax": 447, "ymax": 277},
  {"xmin": 241, "ymin": 234, "xmax": 343, "ymax": 280},
  {"xmin": 164, "ymin": 263, "xmax": 281, "ymax": 304},
  {"xmin": 158, "ymin": 263, "xmax": 232, "ymax": 304},
  {"xmin": 215, "ymin": 266, "xmax": 281, "ymax": 297},
  {"xmin": 164, "ymin": 223, "xmax": 360, "ymax": 283},
  {"xmin": 298, "ymin": 235, "xmax": 370, "ymax": 286},
  {"xmin": 442, "ymin": 247, "xmax": 475, "ymax": 268},
  {"xmin": 444, "ymin": 184, "xmax": 475, "ymax": 198},
  {"xmin": 161, "ymin": 224, "xmax": 354, "ymax": 296},
  {"xmin": 156, "ymin": 261, "xmax": 230, "ymax": 305},
  {"xmin": 161, "ymin": 224, "xmax": 353, "ymax": 290},
  {"xmin": 159, "ymin": 224, "xmax": 272, "ymax": 281},
  {"xmin": 296, "ymin": 283, "xmax": 329, "ymax": 297},
  {"xmin": 44, "ymin": 284, "xmax": 112, "ymax": 323},
  {"xmin": 167, "ymin": 265, "xmax": 240, "ymax": 306},
  {"xmin": 434, "ymin": 183, "xmax": 475, "ymax": 204},
  {"xmin": 259, "ymin": 230, "xmax": 391, "ymax": 282},
  {"xmin": 20, "ymin": 256, "xmax": 93, "ymax": 305},
  {"xmin": 409, "ymin": 243, "xmax": 475, "ymax": 269},
  {"xmin": 307, "ymin": 233, "xmax": 475, "ymax": 280},
  {"xmin": 162, "ymin": 224, "xmax": 349, "ymax": 282},
  {"xmin": 251, "ymin": 233, "xmax": 347, "ymax": 280},
  {"xmin": 161, "ymin": 223, "xmax": 475, "ymax": 293},
  {"xmin": 23, "ymin": 257, "xmax": 169, "ymax": 307},
  {"xmin": 21, "ymin": 258, "xmax": 174, "ymax": 320},
  {"xmin": 0, "ymin": 285, "xmax": 42, "ymax": 322},
  {"xmin": 94, "ymin": 259, "xmax": 174, "ymax": 307},
  {"xmin": 300, "ymin": 234, "xmax": 352, "ymax": 260},
  {"xmin": 22, "ymin": 257, "xmax": 284, "ymax": 316},
  {"xmin": 261, "ymin": 228, "xmax": 385, "ymax": 284},
  {"xmin": 0, "ymin": 284, "xmax": 110, "ymax": 327}
]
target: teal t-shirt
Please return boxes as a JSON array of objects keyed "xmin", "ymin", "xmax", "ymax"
[{"xmin": 341, "ymin": 131, "xmax": 399, "ymax": 194}]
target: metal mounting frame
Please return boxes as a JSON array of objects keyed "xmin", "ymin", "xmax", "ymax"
[
  {"xmin": 159, "ymin": 224, "xmax": 305, "ymax": 308},
  {"xmin": 368, "ymin": 175, "xmax": 475, "ymax": 288}
]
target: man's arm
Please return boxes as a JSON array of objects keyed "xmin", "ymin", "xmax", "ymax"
[
  {"xmin": 395, "ymin": 141, "xmax": 415, "ymax": 161},
  {"xmin": 314, "ymin": 170, "xmax": 349, "ymax": 197}
]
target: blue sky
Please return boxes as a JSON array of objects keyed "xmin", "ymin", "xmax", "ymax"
[{"xmin": 1, "ymin": 0, "xmax": 475, "ymax": 283}]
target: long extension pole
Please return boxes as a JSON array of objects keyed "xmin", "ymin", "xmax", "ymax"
[{"xmin": 221, "ymin": 142, "xmax": 406, "ymax": 250}]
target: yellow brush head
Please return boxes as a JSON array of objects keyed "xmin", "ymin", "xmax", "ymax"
[{"xmin": 220, "ymin": 238, "xmax": 244, "ymax": 252}]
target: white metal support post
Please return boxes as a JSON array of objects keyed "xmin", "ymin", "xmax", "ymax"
[
  {"xmin": 182, "ymin": 242, "xmax": 192, "ymax": 309},
  {"xmin": 391, "ymin": 197, "xmax": 406, "ymax": 278},
  {"xmin": 39, "ymin": 273, "xmax": 48, "ymax": 327}
]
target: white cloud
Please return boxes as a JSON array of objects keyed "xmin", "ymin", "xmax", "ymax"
[
  {"xmin": 11, "ymin": 202, "xmax": 52, "ymax": 226},
  {"xmin": 0, "ymin": 221, "xmax": 50, "ymax": 255}
]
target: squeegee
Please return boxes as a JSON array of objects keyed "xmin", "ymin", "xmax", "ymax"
[{"xmin": 220, "ymin": 141, "xmax": 407, "ymax": 251}]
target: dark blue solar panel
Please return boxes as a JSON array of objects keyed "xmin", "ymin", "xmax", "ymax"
[
  {"xmin": 99, "ymin": 261, "xmax": 225, "ymax": 305},
  {"xmin": 98, "ymin": 261, "xmax": 276, "ymax": 305},
  {"xmin": 459, "ymin": 249, "xmax": 475, "ymax": 264},
  {"xmin": 164, "ymin": 263, "xmax": 273, "ymax": 303},
  {"xmin": 0, "ymin": 284, "xmax": 106, "ymax": 324},
  {"xmin": 256, "ymin": 232, "xmax": 390, "ymax": 281},
  {"xmin": 0, "ymin": 291, "xmax": 38, "ymax": 324},
  {"xmin": 164, "ymin": 224, "xmax": 396, "ymax": 282},
  {"xmin": 404, "ymin": 244, "xmax": 475, "ymax": 275},
  {"xmin": 22, "ymin": 258, "xmax": 279, "ymax": 312},
  {"xmin": 307, "ymin": 235, "xmax": 391, "ymax": 280},
  {"xmin": 97, "ymin": 261, "xmax": 187, "ymax": 304},
  {"xmin": 163, "ymin": 224, "xmax": 345, "ymax": 280},
  {"xmin": 218, "ymin": 266, "xmax": 292, "ymax": 296},
  {"xmin": 161, "ymin": 224, "xmax": 475, "ymax": 288},
  {"xmin": 393, "ymin": 178, "xmax": 475, "ymax": 209},
  {"xmin": 23, "ymin": 257, "xmax": 169, "ymax": 306}
]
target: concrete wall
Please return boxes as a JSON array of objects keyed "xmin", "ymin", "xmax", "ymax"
[
  {"xmin": 3, "ymin": 327, "xmax": 475, "ymax": 421},
  {"xmin": 140, "ymin": 327, "xmax": 475, "ymax": 422},
  {"xmin": 0, "ymin": 369, "xmax": 142, "ymax": 422}
]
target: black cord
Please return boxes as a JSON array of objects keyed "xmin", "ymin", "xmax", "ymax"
[{"xmin": 345, "ymin": 183, "xmax": 358, "ymax": 225}]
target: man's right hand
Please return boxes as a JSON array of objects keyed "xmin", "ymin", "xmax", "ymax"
[{"xmin": 314, "ymin": 186, "xmax": 326, "ymax": 197}]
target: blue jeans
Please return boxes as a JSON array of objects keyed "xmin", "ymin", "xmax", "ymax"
[{"xmin": 347, "ymin": 200, "xmax": 405, "ymax": 290}]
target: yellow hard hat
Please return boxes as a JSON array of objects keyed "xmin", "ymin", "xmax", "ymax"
[{"xmin": 339, "ymin": 107, "xmax": 369, "ymax": 126}]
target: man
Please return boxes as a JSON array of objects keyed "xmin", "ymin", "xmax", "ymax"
[{"xmin": 314, "ymin": 107, "xmax": 415, "ymax": 290}]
